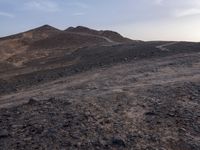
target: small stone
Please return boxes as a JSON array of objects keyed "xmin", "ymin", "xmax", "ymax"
[
  {"xmin": 27, "ymin": 98, "xmax": 38, "ymax": 105},
  {"xmin": 145, "ymin": 112, "xmax": 156, "ymax": 116},
  {"xmin": 0, "ymin": 129, "xmax": 9, "ymax": 138},
  {"xmin": 23, "ymin": 137, "xmax": 32, "ymax": 141},
  {"xmin": 99, "ymin": 138, "xmax": 107, "ymax": 146},
  {"xmin": 112, "ymin": 137, "xmax": 126, "ymax": 147},
  {"xmin": 11, "ymin": 125, "xmax": 23, "ymax": 128},
  {"xmin": 167, "ymin": 112, "xmax": 175, "ymax": 117},
  {"xmin": 179, "ymin": 128, "xmax": 186, "ymax": 133}
]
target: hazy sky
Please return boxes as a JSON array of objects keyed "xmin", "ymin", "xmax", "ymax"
[{"xmin": 0, "ymin": 0, "xmax": 200, "ymax": 41}]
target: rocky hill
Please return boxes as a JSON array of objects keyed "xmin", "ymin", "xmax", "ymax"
[{"xmin": 0, "ymin": 25, "xmax": 134, "ymax": 68}]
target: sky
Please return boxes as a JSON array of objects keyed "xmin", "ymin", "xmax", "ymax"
[{"xmin": 0, "ymin": 0, "xmax": 200, "ymax": 41}]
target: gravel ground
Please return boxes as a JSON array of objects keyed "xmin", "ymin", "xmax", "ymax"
[
  {"xmin": 0, "ymin": 45, "xmax": 200, "ymax": 149},
  {"xmin": 0, "ymin": 81, "xmax": 200, "ymax": 150}
]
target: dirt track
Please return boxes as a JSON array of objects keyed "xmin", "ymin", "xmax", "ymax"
[{"xmin": 1, "ymin": 51, "xmax": 200, "ymax": 108}]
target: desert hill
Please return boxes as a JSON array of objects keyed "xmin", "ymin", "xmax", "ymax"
[{"xmin": 0, "ymin": 25, "xmax": 134, "ymax": 69}]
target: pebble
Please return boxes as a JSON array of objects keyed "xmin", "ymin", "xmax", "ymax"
[{"xmin": 112, "ymin": 137, "xmax": 126, "ymax": 147}]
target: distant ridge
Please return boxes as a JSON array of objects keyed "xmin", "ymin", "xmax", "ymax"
[
  {"xmin": 65, "ymin": 26, "xmax": 101, "ymax": 36},
  {"xmin": 0, "ymin": 25, "xmax": 134, "ymax": 43},
  {"xmin": 65, "ymin": 26, "xmax": 134, "ymax": 43}
]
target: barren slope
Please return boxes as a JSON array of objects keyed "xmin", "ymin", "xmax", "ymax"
[
  {"xmin": 0, "ymin": 26, "xmax": 200, "ymax": 150},
  {"xmin": 0, "ymin": 25, "xmax": 131, "ymax": 70}
]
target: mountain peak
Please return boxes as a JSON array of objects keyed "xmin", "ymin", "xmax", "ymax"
[
  {"xmin": 31, "ymin": 24, "xmax": 60, "ymax": 32},
  {"xmin": 0, "ymin": 25, "xmax": 60, "ymax": 41},
  {"xmin": 76, "ymin": 26, "xmax": 91, "ymax": 30},
  {"xmin": 65, "ymin": 26, "xmax": 134, "ymax": 43},
  {"xmin": 65, "ymin": 26, "xmax": 97, "ymax": 33}
]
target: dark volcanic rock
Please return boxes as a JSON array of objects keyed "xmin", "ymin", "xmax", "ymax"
[
  {"xmin": 27, "ymin": 98, "xmax": 38, "ymax": 105},
  {"xmin": 0, "ymin": 129, "xmax": 9, "ymax": 138},
  {"xmin": 0, "ymin": 81, "xmax": 200, "ymax": 149},
  {"xmin": 112, "ymin": 137, "xmax": 126, "ymax": 147}
]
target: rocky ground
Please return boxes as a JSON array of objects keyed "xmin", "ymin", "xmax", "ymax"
[
  {"xmin": 0, "ymin": 48, "xmax": 200, "ymax": 149},
  {"xmin": 0, "ymin": 26, "xmax": 200, "ymax": 149},
  {"xmin": 1, "ymin": 82, "xmax": 200, "ymax": 150}
]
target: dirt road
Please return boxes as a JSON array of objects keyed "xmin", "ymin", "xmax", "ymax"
[
  {"xmin": 1, "ymin": 50, "xmax": 200, "ymax": 108},
  {"xmin": 156, "ymin": 42, "xmax": 179, "ymax": 51}
]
